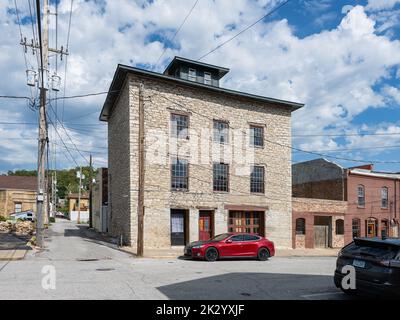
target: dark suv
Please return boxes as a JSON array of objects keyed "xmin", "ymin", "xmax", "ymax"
[{"xmin": 334, "ymin": 237, "xmax": 400, "ymax": 298}]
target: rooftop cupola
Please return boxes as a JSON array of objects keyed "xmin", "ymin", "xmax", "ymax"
[{"xmin": 163, "ymin": 56, "xmax": 230, "ymax": 87}]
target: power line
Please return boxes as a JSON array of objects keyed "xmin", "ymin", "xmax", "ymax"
[
  {"xmin": 197, "ymin": 0, "xmax": 292, "ymax": 61},
  {"xmin": 155, "ymin": 0, "xmax": 199, "ymax": 66},
  {"xmin": 61, "ymin": 0, "xmax": 74, "ymax": 122}
]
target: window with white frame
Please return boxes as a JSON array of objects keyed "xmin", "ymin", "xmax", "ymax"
[
  {"xmin": 204, "ymin": 72, "xmax": 212, "ymax": 85},
  {"xmin": 357, "ymin": 185, "xmax": 365, "ymax": 207},
  {"xmin": 381, "ymin": 187, "xmax": 388, "ymax": 208},
  {"xmin": 188, "ymin": 68, "xmax": 197, "ymax": 82},
  {"xmin": 213, "ymin": 120, "xmax": 229, "ymax": 144},
  {"xmin": 14, "ymin": 202, "xmax": 22, "ymax": 213}
]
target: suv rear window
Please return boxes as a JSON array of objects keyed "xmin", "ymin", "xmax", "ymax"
[{"xmin": 343, "ymin": 242, "xmax": 399, "ymax": 260}]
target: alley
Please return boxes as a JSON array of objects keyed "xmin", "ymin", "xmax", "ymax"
[{"xmin": 0, "ymin": 220, "xmax": 350, "ymax": 300}]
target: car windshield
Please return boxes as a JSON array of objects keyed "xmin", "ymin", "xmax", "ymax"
[{"xmin": 210, "ymin": 233, "xmax": 231, "ymax": 241}]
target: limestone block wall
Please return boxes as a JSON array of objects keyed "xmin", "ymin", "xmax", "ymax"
[{"xmin": 125, "ymin": 74, "xmax": 293, "ymax": 249}]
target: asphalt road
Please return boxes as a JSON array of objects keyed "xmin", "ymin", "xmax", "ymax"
[{"xmin": 0, "ymin": 219, "xmax": 353, "ymax": 300}]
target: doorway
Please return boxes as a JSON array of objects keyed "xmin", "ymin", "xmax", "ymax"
[
  {"xmin": 314, "ymin": 216, "xmax": 332, "ymax": 248},
  {"xmin": 199, "ymin": 210, "xmax": 213, "ymax": 241},
  {"xmin": 170, "ymin": 209, "xmax": 188, "ymax": 246},
  {"xmin": 366, "ymin": 218, "xmax": 378, "ymax": 238}
]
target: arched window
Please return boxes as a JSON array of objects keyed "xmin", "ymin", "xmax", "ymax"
[
  {"xmin": 295, "ymin": 218, "xmax": 306, "ymax": 235},
  {"xmin": 381, "ymin": 187, "xmax": 388, "ymax": 208},
  {"xmin": 357, "ymin": 185, "xmax": 365, "ymax": 207},
  {"xmin": 352, "ymin": 218, "xmax": 361, "ymax": 238},
  {"xmin": 336, "ymin": 219, "xmax": 344, "ymax": 235}
]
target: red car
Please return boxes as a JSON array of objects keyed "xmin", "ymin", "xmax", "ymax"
[{"xmin": 184, "ymin": 233, "xmax": 275, "ymax": 262}]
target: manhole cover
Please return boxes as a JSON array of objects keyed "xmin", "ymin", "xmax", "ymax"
[
  {"xmin": 241, "ymin": 292, "xmax": 252, "ymax": 297},
  {"xmin": 76, "ymin": 258, "xmax": 99, "ymax": 262},
  {"xmin": 96, "ymin": 268, "xmax": 115, "ymax": 272}
]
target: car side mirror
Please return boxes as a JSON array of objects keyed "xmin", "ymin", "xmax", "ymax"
[{"xmin": 226, "ymin": 239, "xmax": 232, "ymax": 244}]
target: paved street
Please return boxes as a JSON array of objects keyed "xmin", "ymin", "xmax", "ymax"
[{"xmin": 0, "ymin": 220, "xmax": 353, "ymax": 300}]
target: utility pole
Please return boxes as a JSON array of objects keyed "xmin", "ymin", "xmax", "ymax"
[
  {"xmin": 35, "ymin": 0, "xmax": 49, "ymax": 248},
  {"xmin": 89, "ymin": 155, "xmax": 93, "ymax": 229},
  {"xmin": 77, "ymin": 167, "xmax": 82, "ymax": 224},
  {"xmin": 137, "ymin": 83, "xmax": 145, "ymax": 256}
]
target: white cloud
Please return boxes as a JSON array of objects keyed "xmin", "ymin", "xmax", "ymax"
[
  {"xmin": 1, "ymin": 1, "xmax": 400, "ymax": 170},
  {"xmin": 366, "ymin": 0, "xmax": 400, "ymax": 11}
]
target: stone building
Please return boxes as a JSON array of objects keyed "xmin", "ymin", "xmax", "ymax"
[
  {"xmin": 0, "ymin": 176, "xmax": 37, "ymax": 217},
  {"xmin": 100, "ymin": 56, "xmax": 304, "ymax": 251},
  {"xmin": 292, "ymin": 158, "xmax": 400, "ymax": 249}
]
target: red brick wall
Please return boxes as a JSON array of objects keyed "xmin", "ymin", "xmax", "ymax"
[{"xmin": 345, "ymin": 173, "xmax": 400, "ymax": 244}]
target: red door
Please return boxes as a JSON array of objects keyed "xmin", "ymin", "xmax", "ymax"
[{"xmin": 199, "ymin": 211, "xmax": 212, "ymax": 241}]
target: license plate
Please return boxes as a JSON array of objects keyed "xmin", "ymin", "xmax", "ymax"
[{"xmin": 353, "ymin": 259, "xmax": 365, "ymax": 268}]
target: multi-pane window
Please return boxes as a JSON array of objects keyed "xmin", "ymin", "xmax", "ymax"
[
  {"xmin": 14, "ymin": 202, "xmax": 22, "ymax": 213},
  {"xmin": 204, "ymin": 72, "xmax": 212, "ymax": 85},
  {"xmin": 381, "ymin": 187, "xmax": 388, "ymax": 208},
  {"xmin": 170, "ymin": 113, "xmax": 188, "ymax": 138},
  {"xmin": 357, "ymin": 185, "xmax": 365, "ymax": 207},
  {"xmin": 188, "ymin": 68, "xmax": 197, "ymax": 82},
  {"xmin": 352, "ymin": 218, "xmax": 361, "ymax": 238},
  {"xmin": 228, "ymin": 211, "xmax": 261, "ymax": 235},
  {"xmin": 295, "ymin": 218, "xmax": 306, "ymax": 235},
  {"xmin": 250, "ymin": 125, "xmax": 264, "ymax": 147},
  {"xmin": 171, "ymin": 158, "xmax": 188, "ymax": 190},
  {"xmin": 250, "ymin": 166, "xmax": 265, "ymax": 193},
  {"xmin": 336, "ymin": 219, "xmax": 344, "ymax": 235},
  {"xmin": 213, "ymin": 120, "xmax": 229, "ymax": 144},
  {"xmin": 213, "ymin": 163, "xmax": 229, "ymax": 192}
]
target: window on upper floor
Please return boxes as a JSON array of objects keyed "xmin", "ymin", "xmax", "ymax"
[
  {"xmin": 357, "ymin": 185, "xmax": 365, "ymax": 207},
  {"xmin": 170, "ymin": 113, "xmax": 189, "ymax": 139},
  {"xmin": 250, "ymin": 165, "xmax": 265, "ymax": 194},
  {"xmin": 250, "ymin": 125, "xmax": 264, "ymax": 147},
  {"xmin": 213, "ymin": 120, "xmax": 229, "ymax": 144},
  {"xmin": 188, "ymin": 68, "xmax": 197, "ymax": 82},
  {"xmin": 204, "ymin": 72, "xmax": 212, "ymax": 85},
  {"xmin": 171, "ymin": 158, "xmax": 188, "ymax": 190},
  {"xmin": 213, "ymin": 163, "xmax": 229, "ymax": 192},
  {"xmin": 381, "ymin": 187, "xmax": 388, "ymax": 209}
]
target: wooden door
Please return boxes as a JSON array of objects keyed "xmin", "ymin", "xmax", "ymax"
[
  {"xmin": 367, "ymin": 220, "xmax": 377, "ymax": 238},
  {"xmin": 199, "ymin": 211, "xmax": 212, "ymax": 241},
  {"xmin": 314, "ymin": 225, "xmax": 329, "ymax": 248}
]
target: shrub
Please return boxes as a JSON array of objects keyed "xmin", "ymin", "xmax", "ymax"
[
  {"xmin": 0, "ymin": 215, "xmax": 6, "ymax": 222},
  {"xmin": 49, "ymin": 217, "xmax": 56, "ymax": 223}
]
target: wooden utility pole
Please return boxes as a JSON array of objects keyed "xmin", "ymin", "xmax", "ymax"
[
  {"xmin": 89, "ymin": 155, "xmax": 93, "ymax": 229},
  {"xmin": 137, "ymin": 83, "xmax": 145, "ymax": 256},
  {"xmin": 35, "ymin": 0, "xmax": 49, "ymax": 248}
]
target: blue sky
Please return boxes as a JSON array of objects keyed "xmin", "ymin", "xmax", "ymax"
[{"xmin": 0, "ymin": 0, "xmax": 400, "ymax": 173}]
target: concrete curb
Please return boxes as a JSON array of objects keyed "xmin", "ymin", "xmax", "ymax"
[{"xmin": 0, "ymin": 249, "xmax": 27, "ymax": 261}]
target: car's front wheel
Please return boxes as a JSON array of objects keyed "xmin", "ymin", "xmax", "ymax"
[
  {"xmin": 257, "ymin": 247, "xmax": 270, "ymax": 261},
  {"xmin": 205, "ymin": 247, "xmax": 219, "ymax": 262}
]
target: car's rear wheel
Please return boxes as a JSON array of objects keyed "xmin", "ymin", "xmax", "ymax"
[
  {"xmin": 257, "ymin": 247, "xmax": 270, "ymax": 261},
  {"xmin": 205, "ymin": 247, "xmax": 219, "ymax": 262}
]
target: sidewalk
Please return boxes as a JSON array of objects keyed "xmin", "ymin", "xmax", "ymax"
[{"xmin": 0, "ymin": 232, "xmax": 31, "ymax": 261}]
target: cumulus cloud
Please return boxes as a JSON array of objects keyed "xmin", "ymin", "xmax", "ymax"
[{"xmin": 0, "ymin": 1, "xmax": 400, "ymax": 171}]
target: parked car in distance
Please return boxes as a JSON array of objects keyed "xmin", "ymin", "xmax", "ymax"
[
  {"xmin": 9, "ymin": 211, "xmax": 35, "ymax": 221},
  {"xmin": 184, "ymin": 233, "xmax": 275, "ymax": 262},
  {"xmin": 334, "ymin": 237, "xmax": 400, "ymax": 298}
]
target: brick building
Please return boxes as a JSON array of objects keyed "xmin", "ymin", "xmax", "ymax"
[
  {"xmin": 292, "ymin": 158, "xmax": 400, "ymax": 249},
  {"xmin": 100, "ymin": 56, "xmax": 304, "ymax": 251}
]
